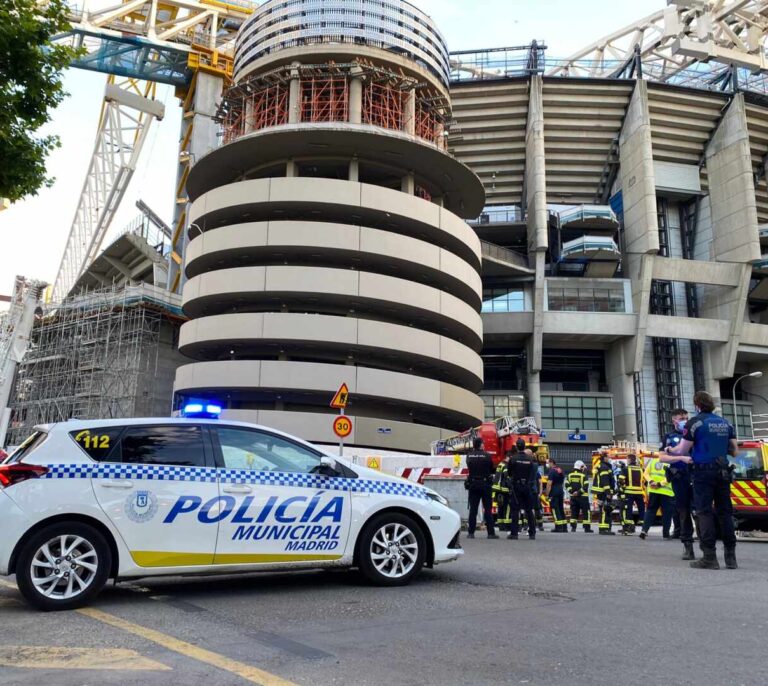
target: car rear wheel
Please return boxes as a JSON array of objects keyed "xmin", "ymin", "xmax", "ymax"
[
  {"xmin": 16, "ymin": 522, "xmax": 111, "ymax": 611},
  {"xmin": 358, "ymin": 513, "xmax": 426, "ymax": 586}
]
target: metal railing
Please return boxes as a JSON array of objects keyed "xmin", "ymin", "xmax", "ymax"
[
  {"xmin": 480, "ymin": 241, "xmax": 530, "ymax": 270},
  {"xmin": 468, "ymin": 206, "xmax": 525, "ymax": 225}
]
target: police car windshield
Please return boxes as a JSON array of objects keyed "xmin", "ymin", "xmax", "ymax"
[
  {"xmin": 5, "ymin": 431, "xmax": 47, "ymax": 464},
  {"xmin": 730, "ymin": 450, "xmax": 765, "ymax": 479}
]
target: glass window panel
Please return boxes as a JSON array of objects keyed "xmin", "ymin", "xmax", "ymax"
[
  {"xmin": 582, "ymin": 397, "xmax": 597, "ymax": 408},
  {"xmin": 598, "ymin": 419, "xmax": 614, "ymax": 431},
  {"xmin": 553, "ymin": 396, "xmax": 567, "ymax": 407},
  {"xmin": 554, "ymin": 419, "xmax": 569, "ymax": 429},
  {"xmin": 582, "ymin": 419, "xmax": 599, "ymax": 430},
  {"xmin": 597, "ymin": 397, "xmax": 612, "ymax": 408},
  {"xmin": 541, "ymin": 396, "xmax": 553, "ymax": 407},
  {"xmin": 566, "ymin": 397, "xmax": 582, "ymax": 408},
  {"xmin": 554, "ymin": 408, "xmax": 568, "ymax": 419},
  {"xmin": 583, "ymin": 408, "xmax": 597, "ymax": 419},
  {"xmin": 598, "ymin": 408, "xmax": 612, "ymax": 419}
]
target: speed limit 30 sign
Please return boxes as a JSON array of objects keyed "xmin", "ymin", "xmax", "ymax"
[{"xmin": 333, "ymin": 415, "xmax": 353, "ymax": 438}]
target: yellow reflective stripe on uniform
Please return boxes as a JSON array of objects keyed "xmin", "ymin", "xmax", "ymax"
[{"xmin": 625, "ymin": 465, "xmax": 644, "ymax": 494}]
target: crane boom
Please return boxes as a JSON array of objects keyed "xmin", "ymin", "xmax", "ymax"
[
  {"xmin": 50, "ymin": 77, "xmax": 165, "ymax": 302},
  {"xmin": 0, "ymin": 277, "xmax": 46, "ymax": 448}
]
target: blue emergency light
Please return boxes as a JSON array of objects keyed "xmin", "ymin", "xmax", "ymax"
[{"xmin": 181, "ymin": 401, "xmax": 222, "ymax": 418}]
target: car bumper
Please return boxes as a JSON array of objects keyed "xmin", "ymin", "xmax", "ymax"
[
  {"xmin": 431, "ymin": 506, "xmax": 463, "ymax": 565},
  {"xmin": 0, "ymin": 491, "xmax": 30, "ymax": 576}
]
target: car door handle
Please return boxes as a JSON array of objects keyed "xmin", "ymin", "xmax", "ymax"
[
  {"xmin": 223, "ymin": 485, "xmax": 253, "ymax": 494},
  {"xmin": 99, "ymin": 479, "xmax": 133, "ymax": 489}
]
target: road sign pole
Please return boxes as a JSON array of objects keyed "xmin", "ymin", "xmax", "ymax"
[{"xmin": 339, "ymin": 407, "xmax": 344, "ymax": 457}]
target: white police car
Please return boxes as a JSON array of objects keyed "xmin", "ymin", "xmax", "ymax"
[{"xmin": 0, "ymin": 417, "xmax": 461, "ymax": 610}]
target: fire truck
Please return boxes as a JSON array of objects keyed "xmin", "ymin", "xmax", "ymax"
[
  {"xmin": 431, "ymin": 416, "xmax": 547, "ymax": 465},
  {"xmin": 731, "ymin": 439, "xmax": 768, "ymax": 532}
]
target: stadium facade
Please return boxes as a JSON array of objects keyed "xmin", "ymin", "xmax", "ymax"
[{"xmin": 172, "ymin": 0, "xmax": 768, "ymax": 459}]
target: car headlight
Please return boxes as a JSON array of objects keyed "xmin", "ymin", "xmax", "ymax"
[{"xmin": 426, "ymin": 490, "xmax": 449, "ymax": 506}]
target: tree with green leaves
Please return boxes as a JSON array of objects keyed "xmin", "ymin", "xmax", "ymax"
[{"xmin": 0, "ymin": 0, "xmax": 83, "ymax": 202}]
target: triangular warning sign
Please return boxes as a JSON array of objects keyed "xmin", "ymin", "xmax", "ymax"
[{"xmin": 330, "ymin": 382, "xmax": 350, "ymax": 409}]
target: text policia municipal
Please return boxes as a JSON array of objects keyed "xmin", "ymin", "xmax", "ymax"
[{"xmin": 164, "ymin": 492, "xmax": 345, "ymax": 551}]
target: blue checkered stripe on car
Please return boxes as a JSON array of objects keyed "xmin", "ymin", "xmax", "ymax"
[{"xmin": 41, "ymin": 463, "xmax": 430, "ymax": 500}]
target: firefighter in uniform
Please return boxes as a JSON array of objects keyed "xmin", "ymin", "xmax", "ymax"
[
  {"xmin": 492, "ymin": 455, "xmax": 511, "ymax": 531},
  {"xmin": 593, "ymin": 451, "xmax": 616, "ymax": 535},
  {"xmin": 618, "ymin": 454, "xmax": 645, "ymax": 534},
  {"xmin": 546, "ymin": 457, "xmax": 568, "ymax": 532},
  {"xmin": 507, "ymin": 442, "xmax": 537, "ymax": 540},
  {"xmin": 566, "ymin": 460, "xmax": 592, "ymax": 532}
]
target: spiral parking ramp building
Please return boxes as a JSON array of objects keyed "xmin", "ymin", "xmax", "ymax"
[{"xmin": 173, "ymin": 0, "xmax": 486, "ymax": 451}]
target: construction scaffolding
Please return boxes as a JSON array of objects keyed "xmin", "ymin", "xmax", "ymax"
[
  {"xmin": 5, "ymin": 283, "xmax": 185, "ymax": 447},
  {"xmin": 216, "ymin": 60, "xmax": 450, "ymax": 150}
]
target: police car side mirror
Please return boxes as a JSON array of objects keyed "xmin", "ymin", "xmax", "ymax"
[{"xmin": 319, "ymin": 456, "xmax": 339, "ymax": 474}]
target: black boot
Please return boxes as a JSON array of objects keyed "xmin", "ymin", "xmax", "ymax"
[
  {"xmin": 724, "ymin": 548, "xmax": 738, "ymax": 569},
  {"xmin": 570, "ymin": 524, "xmax": 577, "ymax": 532},
  {"xmin": 507, "ymin": 534, "xmax": 518, "ymax": 540},
  {"xmin": 598, "ymin": 529, "xmax": 615, "ymax": 536},
  {"xmin": 681, "ymin": 542, "xmax": 695, "ymax": 561},
  {"xmin": 690, "ymin": 550, "xmax": 719, "ymax": 569},
  {"xmin": 583, "ymin": 525, "xmax": 593, "ymax": 533}
]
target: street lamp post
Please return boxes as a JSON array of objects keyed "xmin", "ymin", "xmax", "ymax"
[{"xmin": 732, "ymin": 371, "xmax": 763, "ymax": 440}]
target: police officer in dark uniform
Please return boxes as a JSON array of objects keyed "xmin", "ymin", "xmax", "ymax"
[
  {"xmin": 465, "ymin": 437, "xmax": 499, "ymax": 540},
  {"xmin": 661, "ymin": 408, "xmax": 696, "ymax": 560},
  {"xmin": 662, "ymin": 391, "xmax": 738, "ymax": 569},
  {"xmin": 506, "ymin": 439, "xmax": 537, "ymax": 540}
]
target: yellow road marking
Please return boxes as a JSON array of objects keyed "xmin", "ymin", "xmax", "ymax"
[
  {"xmin": 0, "ymin": 646, "xmax": 170, "ymax": 671},
  {"xmin": 77, "ymin": 607, "xmax": 298, "ymax": 686}
]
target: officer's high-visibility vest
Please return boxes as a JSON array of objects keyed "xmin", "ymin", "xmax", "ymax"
[
  {"xmin": 644, "ymin": 458, "xmax": 673, "ymax": 497},
  {"xmin": 624, "ymin": 464, "xmax": 644, "ymax": 494}
]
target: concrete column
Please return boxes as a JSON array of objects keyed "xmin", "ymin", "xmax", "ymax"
[
  {"xmin": 705, "ymin": 93, "xmax": 760, "ymax": 264},
  {"xmin": 405, "ymin": 89, "xmax": 416, "ymax": 137},
  {"xmin": 289, "ymin": 61, "xmax": 301, "ymax": 124},
  {"xmin": 619, "ymin": 81, "xmax": 659, "ymax": 257},
  {"xmin": 527, "ymin": 369, "xmax": 541, "ymax": 427},
  {"xmin": 525, "ymin": 75, "xmax": 547, "ymax": 253},
  {"xmin": 401, "ymin": 172, "xmax": 415, "ymax": 195},
  {"xmin": 349, "ymin": 67, "xmax": 363, "ymax": 125},
  {"xmin": 348, "ymin": 157, "xmax": 359, "ymax": 182},
  {"xmin": 286, "ymin": 158, "xmax": 297, "ymax": 177},
  {"xmin": 618, "ymin": 81, "xmax": 658, "ymax": 374},
  {"xmin": 168, "ymin": 71, "xmax": 224, "ymax": 293},
  {"xmin": 606, "ymin": 344, "xmax": 637, "ymax": 441},
  {"xmin": 530, "ymin": 251, "xmax": 545, "ymax": 374},
  {"xmin": 244, "ymin": 97, "xmax": 254, "ymax": 135}
]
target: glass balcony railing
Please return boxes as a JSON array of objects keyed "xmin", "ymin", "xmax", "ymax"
[
  {"xmin": 561, "ymin": 235, "xmax": 620, "ymax": 258},
  {"xmin": 558, "ymin": 204, "xmax": 618, "ymax": 227}
]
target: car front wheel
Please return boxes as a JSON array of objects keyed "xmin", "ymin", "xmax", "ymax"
[
  {"xmin": 16, "ymin": 522, "xmax": 111, "ymax": 611},
  {"xmin": 358, "ymin": 513, "xmax": 426, "ymax": 586}
]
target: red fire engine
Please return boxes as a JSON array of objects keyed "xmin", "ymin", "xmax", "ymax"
[{"xmin": 431, "ymin": 416, "xmax": 546, "ymax": 465}]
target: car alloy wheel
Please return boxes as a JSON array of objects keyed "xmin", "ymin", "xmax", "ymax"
[
  {"xmin": 30, "ymin": 534, "xmax": 99, "ymax": 601},
  {"xmin": 370, "ymin": 522, "xmax": 419, "ymax": 579}
]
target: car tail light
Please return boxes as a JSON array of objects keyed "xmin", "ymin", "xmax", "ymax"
[{"xmin": 0, "ymin": 464, "xmax": 49, "ymax": 488}]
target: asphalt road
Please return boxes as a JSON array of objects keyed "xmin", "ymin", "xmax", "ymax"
[{"xmin": 1, "ymin": 529, "xmax": 766, "ymax": 686}]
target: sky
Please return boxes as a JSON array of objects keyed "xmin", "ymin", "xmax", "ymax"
[{"xmin": 0, "ymin": 0, "xmax": 664, "ymax": 300}]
